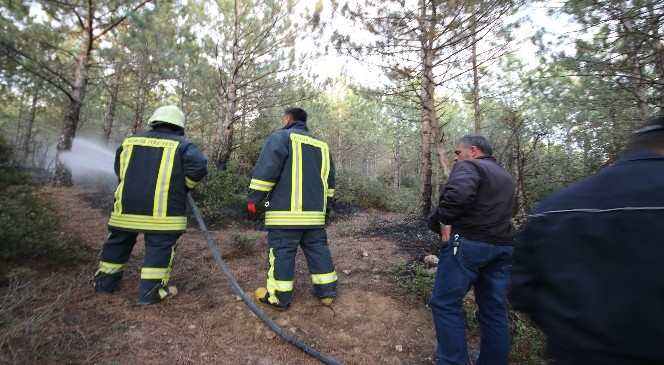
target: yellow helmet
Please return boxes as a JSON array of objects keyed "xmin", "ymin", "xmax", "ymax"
[{"xmin": 148, "ymin": 105, "xmax": 185, "ymax": 129}]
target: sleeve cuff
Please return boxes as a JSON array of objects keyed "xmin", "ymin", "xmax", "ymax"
[
  {"xmin": 185, "ymin": 176, "xmax": 199, "ymax": 189},
  {"xmin": 249, "ymin": 178, "xmax": 276, "ymax": 192}
]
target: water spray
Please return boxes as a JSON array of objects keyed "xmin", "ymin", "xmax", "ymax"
[{"xmin": 58, "ymin": 138, "xmax": 117, "ymax": 178}]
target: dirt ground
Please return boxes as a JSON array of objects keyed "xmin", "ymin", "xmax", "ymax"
[{"xmin": 7, "ymin": 186, "xmax": 438, "ymax": 364}]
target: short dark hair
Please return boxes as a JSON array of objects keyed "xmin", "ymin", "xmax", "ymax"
[
  {"xmin": 284, "ymin": 107, "xmax": 307, "ymax": 123},
  {"xmin": 151, "ymin": 121, "xmax": 184, "ymax": 134},
  {"xmin": 628, "ymin": 114, "xmax": 664, "ymax": 152},
  {"xmin": 458, "ymin": 135, "xmax": 493, "ymax": 156}
]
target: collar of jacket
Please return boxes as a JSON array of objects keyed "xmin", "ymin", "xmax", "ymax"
[
  {"xmin": 151, "ymin": 126, "xmax": 185, "ymax": 136},
  {"xmin": 617, "ymin": 149, "xmax": 664, "ymax": 164},
  {"xmin": 283, "ymin": 120, "xmax": 308, "ymax": 131},
  {"xmin": 475, "ymin": 155, "xmax": 497, "ymax": 162}
]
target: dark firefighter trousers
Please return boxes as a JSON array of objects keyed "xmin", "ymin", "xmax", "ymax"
[
  {"xmin": 266, "ymin": 228, "xmax": 337, "ymax": 307},
  {"xmin": 95, "ymin": 229, "xmax": 181, "ymax": 302}
]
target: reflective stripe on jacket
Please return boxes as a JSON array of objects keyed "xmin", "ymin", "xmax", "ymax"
[
  {"xmin": 248, "ymin": 121, "xmax": 335, "ymax": 228},
  {"xmin": 109, "ymin": 128, "xmax": 208, "ymax": 232}
]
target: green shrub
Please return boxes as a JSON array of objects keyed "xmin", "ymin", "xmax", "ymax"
[
  {"xmin": 335, "ymin": 171, "xmax": 419, "ymax": 212},
  {"xmin": 0, "ymin": 135, "xmax": 12, "ymax": 166},
  {"xmin": 228, "ymin": 227, "xmax": 263, "ymax": 254},
  {"xmin": 0, "ymin": 171, "xmax": 76, "ymax": 264},
  {"xmin": 336, "ymin": 171, "xmax": 391, "ymax": 210},
  {"xmin": 393, "ymin": 261, "xmax": 436, "ymax": 302},
  {"xmin": 510, "ymin": 312, "xmax": 547, "ymax": 364},
  {"xmin": 195, "ymin": 166, "xmax": 250, "ymax": 224},
  {"xmin": 384, "ymin": 187, "xmax": 420, "ymax": 213}
]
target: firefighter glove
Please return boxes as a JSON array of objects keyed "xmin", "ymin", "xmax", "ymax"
[{"xmin": 247, "ymin": 201, "xmax": 258, "ymax": 220}]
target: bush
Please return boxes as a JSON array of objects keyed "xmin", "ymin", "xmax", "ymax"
[
  {"xmin": 0, "ymin": 135, "xmax": 12, "ymax": 166},
  {"xmin": 195, "ymin": 165, "xmax": 420, "ymax": 220},
  {"xmin": 195, "ymin": 166, "xmax": 250, "ymax": 224},
  {"xmin": 336, "ymin": 171, "xmax": 391, "ymax": 210},
  {"xmin": 227, "ymin": 226, "xmax": 263, "ymax": 256},
  {"xmin": 336, "ymin": 171, "xmax": 419, "ymax": 212},
  {"xmin": 393, "ymin": 261, "xmax": 436, "ymax": 302},
  {"xmin": 0, "ymin": 170, "xmax": 68, "ymax": 262}
]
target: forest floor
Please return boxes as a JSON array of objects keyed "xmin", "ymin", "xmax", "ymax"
[{"xmin": 2, "ymin": 186, "xmax": 450, "ymax": 365}]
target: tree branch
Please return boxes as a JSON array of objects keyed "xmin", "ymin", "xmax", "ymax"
[{"xmin": 93, "ymin": 0, "xmax": 153, "ymax": 41}]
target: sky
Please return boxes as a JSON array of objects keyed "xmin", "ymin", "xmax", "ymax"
[
  {"xmin": 25, "ymin": 0, "xmax": 579, "ymax": 93},
  {"xmin": 295, "ymin": 1, "xmax": 578, "ymax": 89}
]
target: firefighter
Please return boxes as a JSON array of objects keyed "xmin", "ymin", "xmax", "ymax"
[
  {"xmin": 94, "ymin": 105, "xmax": 208, "ymax": 305},
  {"xmin": 249, "ymin": 107, "xmax": 337, "ymax": 311}
]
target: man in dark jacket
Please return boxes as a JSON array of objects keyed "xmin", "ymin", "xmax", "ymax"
[
  {"xmin": 510, "ymin": 115, "xmax": 664, "ymax": 365},
  {"xmin": 248, "ymin": 107, "xmax": 337, "ymax": 311},
  {"xmin": 429, "ymin": 135, "xmax": 515, "ymax": 365},
  {"xmin": 94, "ymin": 105, "xmax": 208, "ymax": 305}
]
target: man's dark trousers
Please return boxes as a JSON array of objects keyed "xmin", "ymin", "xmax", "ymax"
[
  {"xmin": 266, "ymin": 228, "xmax": 337, "ymax": 307},
  {"xmin": 430, "ymin": 235, "xmax": 513, "ymax": 365}
]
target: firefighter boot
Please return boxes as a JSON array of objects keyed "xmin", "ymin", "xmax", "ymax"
[
  {"xmin": 94, "ymin": 272, "xmax": 123, "ymax": 293},
  {"xmin": 137, "ymin": 284, "xmax": 178, "ymax": 305},
  {"xmin": 255, "ymin": 287, "xmax": 289, "ymax": 311}
]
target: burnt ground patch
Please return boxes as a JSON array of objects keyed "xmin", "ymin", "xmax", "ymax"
[
  {"xmin": 363, "ymin": 214, "xmax": 442, "ymax": 257},
  {"xmin": 77, "ymin": 183, "xmax": 115, "ymax": 214}
]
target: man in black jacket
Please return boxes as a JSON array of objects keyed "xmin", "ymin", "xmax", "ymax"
[
  {"xmin": 510, "ymin": 115, "xmax": 664, "ymax": 365},
  {"xmin": 429, "ymin": 135, "xmax": 515, "ymax": 365},
  {"xmin": 94, "ymin": 105, "xmax": 208, "ymax": 305}
]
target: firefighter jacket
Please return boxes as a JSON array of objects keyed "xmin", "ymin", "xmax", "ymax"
[
  {"xmin": 109, "ymin": 128, "xmax": 208, "ymax": 233},
  {"xmin": 248, "ymin": 121, "xmax": 335, "ymax": 229}
]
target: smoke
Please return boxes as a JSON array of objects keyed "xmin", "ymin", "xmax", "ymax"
[{"xmin": 58, "ymin": 137, "xmax": 117, "ymax": 186}]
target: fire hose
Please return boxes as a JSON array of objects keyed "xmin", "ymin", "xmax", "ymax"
[{"xmin": 187, "ymin": 193, "xmax": 343, "ymax": 365}]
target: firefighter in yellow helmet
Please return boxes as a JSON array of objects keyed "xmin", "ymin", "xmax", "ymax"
[
  {"xmin": 249, "ymin": 107, "xmax": 337, "ymax": 310},
  {"xmin": 94, "ymin": 105, "xmax": 208, "ymax": 304}
]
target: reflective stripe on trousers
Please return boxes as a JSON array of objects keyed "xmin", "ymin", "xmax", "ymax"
[{"xmin": 265, "ymin": 228, "xmax": 337, "ymax": 306}]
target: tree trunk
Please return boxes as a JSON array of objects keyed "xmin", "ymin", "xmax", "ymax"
[
  {"xmin": 419, "ymin": 70, "xmax": 434, "ymax": 215},
  {"xmin": 214, "ymin": 0, "xmax": 240, "ymax": 170},
  {"xmin": 55, "ymin": 42, "xmax": 91, "ymax": 186},
  {"xmin": 621, "ymin": 17, "xmax": 649, "ymax": 122},
  {"xmin": 418, "ymin": 0, "xmax": 435, "ymax": 216},
  {"xmin": 393, "ymin": 141, "xmax": 401, "ymax": 190},
  {"xmin": 21, "ymin": 82, "xmax": 40, "ymax": 166},
  {"xmin": 432, "ymin": 123, "xmax": 451, "ymax": 178},
  {"xmin": 513, "ymin": 115, "xmax": 527, "ymax": 220},
  {"xmin": 337, "ymin": 131, "xmax": 343, "ymax": 171},
  {"xmin": 650, "ymin": 5, "xmax": 664, "ymax": 112},
  {"xmin": 103, "ymin": 76, "xmax": 120, "ymax": 144},
  {"xmin": 215, "ymin": 81, "xmax": 237, "ymax": 169},
  {"xmin": 633, "ymin": 63, "xmax": 649, "ymax": 123},
  {"xmin": 471, "ymin": 28, "xmax": 481, "ymax": 133},
  {"xmin": 131, "ymin": 82, "xmax": 146, "ymax": 134},
  {"xmin": 13, "ymin": 91, "xmax": 26, "ymax": 154}
]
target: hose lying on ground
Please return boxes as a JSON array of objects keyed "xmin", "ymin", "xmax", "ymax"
[{"xmin": 187, "ymin": 193, "xmax": 343, "ymax": 365}]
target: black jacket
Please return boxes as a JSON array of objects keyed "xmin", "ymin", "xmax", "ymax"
[
  {"xmin": 430, "ymin": 156, "xmax": 515, "ymax": 244},
  {"xmin": 109, "ymin": 128, "xmax": 208, "ymax": 233},
  {"xmin": 510, "ymin": 150, "xmax": 664, "ymax": 365},
  {"xmin": 248, "ymin": 121, "xmax": 335, "ymax": 229}
]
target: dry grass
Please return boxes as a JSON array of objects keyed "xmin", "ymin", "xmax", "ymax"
[
  {"xmin": 2, "ymin": 186, "xmax": 444, "ymax": 364},
  {"xmin": 0, "ymin": 276, "xmax": 80, "ymax": 364}
]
